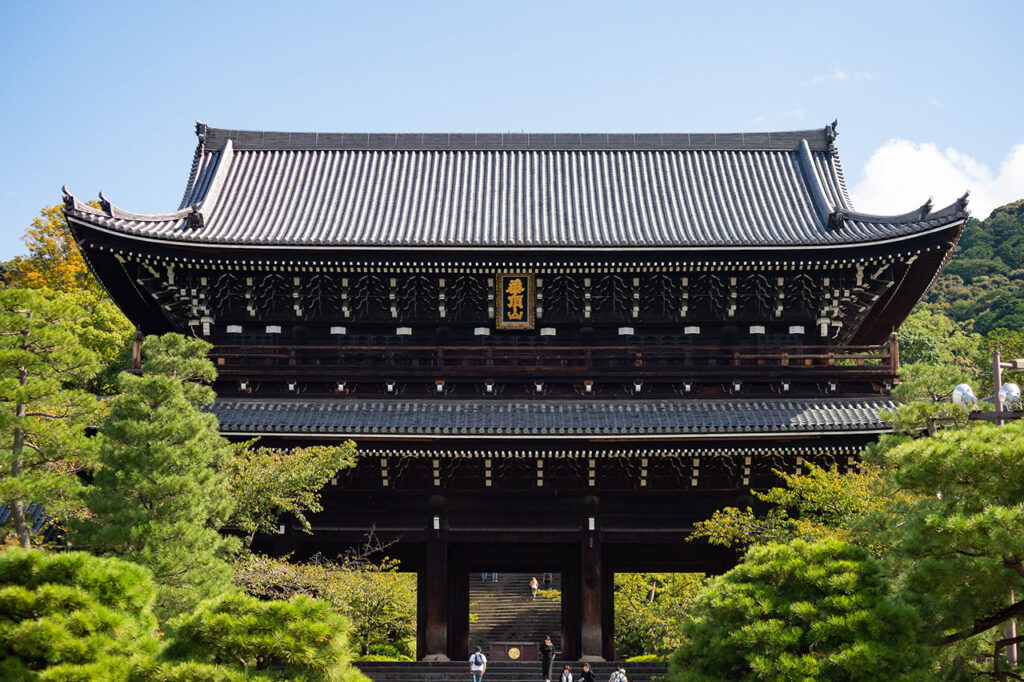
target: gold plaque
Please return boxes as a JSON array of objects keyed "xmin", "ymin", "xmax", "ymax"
[
  {"xmin": 508, "ymin": 647, "xmax": 521, "ymax": 660},
  {"xmin": 495, "ymin": 273, "xmax": 535, "ymax": 330}
]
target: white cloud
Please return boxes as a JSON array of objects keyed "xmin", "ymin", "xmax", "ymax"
[
  {"xmin": 811, "ymin": 69, "xmax": 872, "ymax": 84},
  {"xmin": 849, "ymin": 139, "xmax": 1024, "ymax": 220},
  {"xmin": 784, "ymin": 104, "xmax": 806, "ymax": 121}
]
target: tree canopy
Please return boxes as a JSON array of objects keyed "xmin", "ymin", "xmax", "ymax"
[
  {"xmin": 234, "ymin": 551, "xmax": 417, "ymax": 657},
  {"xmin": 0, "ymin": 288, "xmax": 103, "ymax": 548},
  {"xmin": 227, "ymin": 440, "xmax": 358, "ymax": 548},
  {"xmin": 158, "ymin": 592, "xmax": 369, "ymax": 681},
  {"xmin": 666, "ymin": 539, "xmax": 929, "ymax": 682},
  {"xmin": 0, "ymin": 547, "xmax": 159, "ymax": 680},
  {"xmin": 71, "ymin": 334, "xmax": 239, "ymax": 620}
]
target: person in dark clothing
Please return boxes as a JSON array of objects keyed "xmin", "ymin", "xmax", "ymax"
[
  {"xmin": 578, "ymin": 663, "xmax": 595, "ymax": 682},
  {"xmin": 540, "ymin": 635, "xmax": 555, "ymax": 682}
]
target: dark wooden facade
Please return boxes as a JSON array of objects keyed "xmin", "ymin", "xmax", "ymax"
[{"xmin": 65, "ymin": 122, "xmax": 966, "ymax": 660}]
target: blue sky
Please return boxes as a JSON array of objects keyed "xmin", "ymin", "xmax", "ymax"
[{"xmin": 1, "ymin": 1, "xmax": 1021, "ymax": 260}]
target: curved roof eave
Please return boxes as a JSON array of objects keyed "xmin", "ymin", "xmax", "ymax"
[{"xmin": 64, "ymin": 209, "xmax": 966, "ymax": 254}]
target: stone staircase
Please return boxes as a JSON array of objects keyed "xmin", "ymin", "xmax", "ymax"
[
  {"xmin": 355, "ymin": 661, "xmax": 668, "ymax": 682},
  {"xmin": 470, "ymin": 572, "xmax": 562, "ymax": 653}
]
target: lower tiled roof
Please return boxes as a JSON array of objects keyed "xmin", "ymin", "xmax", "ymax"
[{"xmin": 208, "ymin": 398, "xmax": 894, "ymax": 437}]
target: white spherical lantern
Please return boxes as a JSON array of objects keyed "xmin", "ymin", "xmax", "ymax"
[
  {"xmin": 999, "ymin": 382, "xmax": 1022, "ymax": 408},
  {"xmin": 952, "ymin": 383, "xmax": 977, "ymax": 410}
]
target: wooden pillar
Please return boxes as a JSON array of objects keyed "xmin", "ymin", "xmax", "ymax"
[
  {"xmin": 131, "ymin": 330, "xmax": 143, "ymax": 370},
  {"xmin": 601, "ymin": 564, "xmax": 615, "ymax": 661},
  {"xmin": 422, "ymin": 496, "xmax": 449, "ymax": 660},
  {"xmin": 561, "ymin": 556, "xmax": 581, "ymax": 661},
  {"xmin": 580, "ymin": 496, "xmax": 604, "ymax": 661},
  {"xmin": 448, "ymin": 559, "xmax": 470, "ymax": 661}
]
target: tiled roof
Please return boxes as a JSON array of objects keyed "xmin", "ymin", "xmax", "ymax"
[
  {"xmin": 208, "ymin": 397, "xmax": 894, "ymax": 437},
  {"xmin": 63, "ymin": 122, "xmax": 967, "ymax": 250}
]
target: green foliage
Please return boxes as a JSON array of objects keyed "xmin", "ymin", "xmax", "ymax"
[
  {"xmin": 897, "ymin": 307, "xmax": 984, "ymax": 370},
  {"xmin": 160, "ymin": 591, "xmax": 368, "ymax": 682},
  {"xmin": 881, "ymin": 362, "xmax": 976, "ymax": 435},
  {"xmin": 690, "ymin": 463, "xmax": 908, "ymax": 554},
  {"xmin": 234, "ymin": 552, "xmax": 416, "ymax": 656},
  {"xmin": 865, "ymin": 419, "xmax": 1024, "ymax": 648},
  {"xmin": 665, "ymin": 540, "xmax": 929, "ymax": 682},
  {"xmin": 5, "ymin": 204, "xmax": 135, "ymax": 395},
  {"xmin": 0, "ymin": 289, "xmax": 102, "ymax": 548},
  {"xmin": 228, "ymin": 440, "xmax": 358, "ymax": 547},
  {"xmin": 927, "ymin": 200, "xmax": 1024, "ymax": 333},
  {"xmin": 71, "ymin": 334, "xmax": 239, "ymax": 621},
  {"xmin": 614, "ymin": 572, "xmax": 705, "ymax": 659},
  {"xmin": 0, "ymin": 547, "xmax": 158, "ymax": 680}
]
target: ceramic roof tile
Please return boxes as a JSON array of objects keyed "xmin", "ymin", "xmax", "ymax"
[
  {"xmin": 207, "ymin": 397, "xmax": 894, "ymax": 436},
  {"xmin": 64, "ymin": 123, "xmax": 967, "ymax": 249}
]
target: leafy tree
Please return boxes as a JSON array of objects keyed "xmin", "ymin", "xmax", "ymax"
[
  {"xmin": 866, "ymin": 420, "xmax": 1024, "ymax": 662},
  {"xmin": 665, "ymin": 540, "xmax": 929, "ymax": 682},
  {"xmin": 689, "ymin": 462, "xmax": 908, "ymax": 555},
  {"xmin": 897, "ymin": 306, "xmax": 983, "ymax": 370},
  {"xmin": 0, "ymin": 547, "xmax": 159, "ymax": 680},
  {"xmin": 228, "ymin": 440, "xmax": 358, "ymax": 548},
  {"xmin": 5, "ymin": 204, "xmax": 136, "ymax": 395},
  {"xmin": 879, "ymin": 362, "xmax": 977, "ymax": 435},
  {"xmin": 0, "ymin": 289, "xmax": 102, "ymax": 548},
  {"xmin": 7, "ymin": 204, "xmax": 104, "ymax": 297},
  {"xmin": 614, "ymin": 572, "xmax": 705, "ymax": 659},
  {"xmin": 159, "ymin": 592, "xmax": 369, "ymax": 681},
  {"xmin": 234, "ymin": 551, "xmax": 416, "ymax": 657},
  {"xmin": 71, "ymin": 334, "xmax": 239, "ymax": 620}
]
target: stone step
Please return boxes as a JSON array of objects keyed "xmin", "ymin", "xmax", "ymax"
[
  {"xmin": 356, "ymin": 661, "xmax": 668, "ymax": 682},
  {"xmin": 470, "ymin": 572, "xmax": 565, "ymax": 655}
]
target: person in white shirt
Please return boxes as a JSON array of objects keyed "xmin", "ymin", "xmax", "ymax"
[
  {"xmin": 469, "ymin": 646, "xmax": 487, "ymax": 682},
  {"xmin": 560, "ymin": 664, "xmax": 573, "ymax": 682}
]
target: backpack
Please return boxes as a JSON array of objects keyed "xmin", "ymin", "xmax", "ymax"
[{"xmin": 472, "ymin": 653, "xmax": 484, "ymax": 665}]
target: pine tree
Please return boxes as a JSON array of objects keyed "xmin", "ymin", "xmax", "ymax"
[
  {"xmin": 71, "ymin": 334, "xmax": 239, "ymax": 620},
  {"xmin": 159, "ymin": 592, "xmax": 370, "ymax": 681},
  {"xmin": 0, "ymin": 547, "xmax": 159, "ymax": 680},
  {"xmin": 0, "ymin": 288, "xmax": 102, "ymax": 548},
  {"xmin": 665, "ymin": 540, "xmax": 929, "ymax": 682}
]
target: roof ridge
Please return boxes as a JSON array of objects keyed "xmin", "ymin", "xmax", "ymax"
[{"xmin": 199, "ymin": 124, "xmax": 839, "ymax": 153}]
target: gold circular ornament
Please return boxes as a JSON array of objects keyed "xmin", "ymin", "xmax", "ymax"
[{"xmin": 508, "ymin": 647, "xmax": 521, "ymax": 660}]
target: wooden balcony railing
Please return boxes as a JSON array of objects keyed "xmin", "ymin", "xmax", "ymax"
[{"xmin": 209, "ymin": 335, "xmax": 898, "ymax": 382}]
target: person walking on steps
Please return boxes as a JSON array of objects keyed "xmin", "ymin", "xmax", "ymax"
[
  {"xmin": 560, "ymin": 664, "xmax": 573, "ymax": 682},
  {"xmin": 530, "ymin": 576, "xmax": 539, "ymax": 600},
  {"xmin": 469, "ymin": 646, "xmax": 487, "ymax": 682},
  {"xmin": 578, "ymin": 663, "xmax": 595, "ymax": 682},
  {"xmin": 540, "ymin": 635, "xmax": 555, "ymax": 682}
]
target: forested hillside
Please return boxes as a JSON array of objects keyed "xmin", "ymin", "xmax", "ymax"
[{"xmin": 923, "ymin": 199, "xmax": 1024, "ymax": 333}]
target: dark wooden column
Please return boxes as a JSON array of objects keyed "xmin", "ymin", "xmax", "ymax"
[
  {"xmin": 422, "ymin": 495, "xmax": 449, "ymax": 659},
  {"xmin": 601, "ymin": 564, "xmax": 615, "ymax": 660},
  {"xmin": 580, "ymin": 495, "xmax": 604, "ymax": 661},
  {"xmin": 561, "ymin": 557, "xmax": 581, "ymax": 660},
  {"xmin": 448, "ymin": 555, "xmax": 470, "ymax": 661}
]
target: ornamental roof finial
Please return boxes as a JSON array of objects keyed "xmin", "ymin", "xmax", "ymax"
[
  {"xmin": 825, "ymin": 119, "xmax": 838, "ymax": 153},
  {"xmin": 61, "ymin": 185, "xmax": 75, "ymax": 211},
  {"xmin": 956, "ymin": 191, "xmax": 970, "ymax": 214},
  {"xmin": 196, "ymin": 120, "xmax": 208, "ymax": 144},
  {"xmin": 919, "ymin": 198, "xmax": 933, "ymax": 220},
  {"xmin": 97, "ymin": 191, "xmax": 112, "ymax": 215}
]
